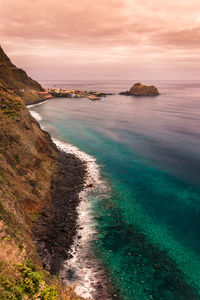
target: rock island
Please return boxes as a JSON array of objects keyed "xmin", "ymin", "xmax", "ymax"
[{"xmin": 120, "ymin": 82, "xmax": 160, "ymax": 96}]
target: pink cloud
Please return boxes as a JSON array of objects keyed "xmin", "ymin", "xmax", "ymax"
[{"xmin": 1, "ymin": 0, "xmax": 200, "ymax": 80}]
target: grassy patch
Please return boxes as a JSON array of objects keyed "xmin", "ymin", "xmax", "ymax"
[
  {"xmin": 51, "ymin": 162, "xmax": 58, "ymax": 177},
  {"xmin": 0, "ymin": 100, "xmax": 22, "ymax": 119},
  {"xmin": 0, "ymin": 263, "xmax": 59, "ymax": 300},
  {"xmin": 0, "ymin": 262, "xmax": 85, "ymax": 300},
  {"xmin": 0, "ymin": 90, "xmax": 23, "ymax": 119},
  {"xmin": 0, "ymin": 175, "xmax": 4, "ymax": 185},
  {"xmin": 0, "ymin": 221, "xmax": 86, "ymax": 300}
]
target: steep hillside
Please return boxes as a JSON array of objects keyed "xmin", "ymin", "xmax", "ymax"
[
  {"xmin": 0, "ymin": 50, "xmax": 85, "ymax": 299},
  {"xmin": 0, "ymin": 46, "xmax": 51, "ymax": 105}
]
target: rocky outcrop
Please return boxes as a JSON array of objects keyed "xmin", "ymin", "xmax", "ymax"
[
  {"xmin": 0, "ymin": 46, "xmax": 52, "ymax": 105},
  {"xmin": 120, "ymin": 82, "xmax": 160, "ymax": 96}
]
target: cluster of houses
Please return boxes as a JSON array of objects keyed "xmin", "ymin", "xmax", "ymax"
[{"xmin": 47, "ymin": 88, "xmax": 102, "ymax": 100}]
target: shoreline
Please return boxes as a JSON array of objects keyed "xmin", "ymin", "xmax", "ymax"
[
  {"xmin": 27, "ymin": 98, "xmax": 52, "ymax": 108},
  {"xmin": 30, "ymin": 107, "xmax": 86, "ymax": 275},
  {"xmin": 32, "ymin": 148, "xmax": 86, "ymax": 275},
  {"xmin": 29, "ymin": 109, "xmax": 121, "ymax": 299},
  {"xmin": 54, "ymin": 139, "xmax": 121, "ymax": 300}
]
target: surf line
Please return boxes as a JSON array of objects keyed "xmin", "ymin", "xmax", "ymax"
[
  {"xmin": 53, "ymin": 139, "xmax": 112, "ymax": 299},
  {"xmin": 29, "ymin": 108, "xmax": 114, "ymax": 299}
]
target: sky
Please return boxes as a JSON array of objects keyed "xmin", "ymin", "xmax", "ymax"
[{"xmin": 1, "ymin": 0, "xmax": 200, "ymax": 81}]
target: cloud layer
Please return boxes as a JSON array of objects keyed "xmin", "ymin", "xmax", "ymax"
[{"xmin": 1, "ymin": 0, "xmax": 200, "ymax": 80}]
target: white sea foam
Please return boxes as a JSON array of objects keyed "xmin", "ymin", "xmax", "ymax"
[
  {"xmin": 29, "ymin": 110, "xmax": 43, "ymax": 122},
  {"xmin": 28, "ymin": 108, "xmax": 111, "ymax": 299},
  {"xmin": 27, "ymin": 99, "xmax": 50, "ymax": 108},
  {"xmin": 53, "ymin": 138, "xmax": 108, "ymax": 299}
]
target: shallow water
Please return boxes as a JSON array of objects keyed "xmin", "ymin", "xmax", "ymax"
[{"xmin": 31, "ymin": 80, "xmax": 200, "ymax": 299}]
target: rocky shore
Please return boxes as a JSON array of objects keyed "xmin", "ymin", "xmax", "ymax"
[
  {"xmin": 48, "ymin": 140, "xmax": 122, "ymax": 300},
  {"xmin": 30, "ymin": 135, "xmax": 121, "ymax": 299},
  {"xmin": 32, "ymin": 150, "xmax": 86, "ymax": 275}
]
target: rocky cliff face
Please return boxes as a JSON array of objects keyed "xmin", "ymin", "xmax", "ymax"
[
  {"xmin": 0, "ymin": 46, "xmax": 51, "ymax": 105},
  {"xmin": 0, "ymin": 87, "xmax": 56, "ymax": 249},
  {"xmin": 0, "ymin": 48, "xmax": 85, "ymax": 299}
]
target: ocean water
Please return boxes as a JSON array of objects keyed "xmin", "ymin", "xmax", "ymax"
[{"xmin": 30, "ymin": 80, "xmax": 200, "ymax": 299}]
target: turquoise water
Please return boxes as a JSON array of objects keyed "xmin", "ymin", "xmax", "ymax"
[{"xmin": 32, "ymin": 81, "xmax": 200, "ymax": 299}]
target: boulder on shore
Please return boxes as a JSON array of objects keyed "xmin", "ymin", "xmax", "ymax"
[{"xmin": 120, "ymin": 82, "xmax": 160, "ymax": 96}]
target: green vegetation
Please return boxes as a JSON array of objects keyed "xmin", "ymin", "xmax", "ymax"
[
  {"xmin": 1, "ymin": 100, "xmax": 22, "ymax": 119},
  {"xmin": 51, "ymin": 163, "xmax": 58, "ymax": 177},
  {"xmin": 0, "ymin": 221, "xmax": 85, "ymax": 300},
  {"xmin": 0, "ymin": 174, "xmax": 4, "ymax": 185},
  {"xmin": 0, "ymin": 89, "xmax": 23, "ymax": 119},
  {"xmin": 0, "ymin": 262, "xmax": 59, "ymax": 300}
]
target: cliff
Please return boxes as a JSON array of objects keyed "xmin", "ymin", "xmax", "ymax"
[
  {"xmin": 0, "ymin": 48, "xmax": 85, "ymax": 299},
  {"xmin": 120, "ymin": 82, "xmax": 160, "ymax": 96},
  {"xmin": 0, "ymin": 46, "xmax": 52, "ymax": 105}
]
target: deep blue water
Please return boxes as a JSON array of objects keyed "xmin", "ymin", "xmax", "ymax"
[{"xmin": 32, "ymin": 81, "xmax": 200, "ymax": 299}]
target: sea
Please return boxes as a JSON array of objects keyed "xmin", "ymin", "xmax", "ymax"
[{"xmin": 29, "ymin": 80, "xmax": 200, "ymax": 300}]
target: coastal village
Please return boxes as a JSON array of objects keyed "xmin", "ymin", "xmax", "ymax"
[{"xmin": 47, "ymin": 88, "xmax": 112, "ymax": 100}]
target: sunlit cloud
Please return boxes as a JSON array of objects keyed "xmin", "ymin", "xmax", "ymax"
[{"xmin": 1, "ymin": 0, "xmax": 200, "ymax": 80}]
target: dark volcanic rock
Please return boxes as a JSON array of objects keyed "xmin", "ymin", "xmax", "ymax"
[
  {"xmin": 32, "ymin": 151, "xmax": 86, "ymax": 275},
  {"xmin": 120, "ymin": 82, "xmax": 160, "ymax": 96}
]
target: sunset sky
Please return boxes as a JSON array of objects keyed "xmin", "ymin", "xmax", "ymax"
[{"xmin": 1, "ymin": 0, "xmax": 200, "ymax": 80}]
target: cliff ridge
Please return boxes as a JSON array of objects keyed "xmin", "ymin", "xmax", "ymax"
[{"xmin": 0, "ymin": 46, "xmax": 51, "ymax": 105}]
